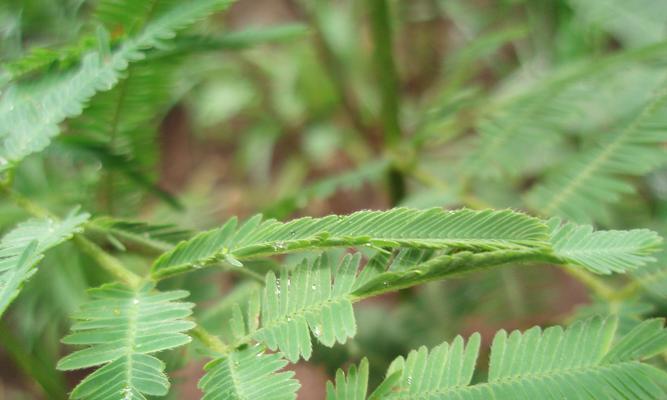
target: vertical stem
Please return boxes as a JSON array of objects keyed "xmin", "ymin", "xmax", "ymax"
[
  {"xmin": 293, "ymin": 1, "xmax": 371, "ymax": 136},
  {"xmin": 73, "ymin": 235, "xmax": 143, "ymax": 288},
  {"xmin": 368, "ymin": 0, "xmax": 406, "ymax": 205},
  {"xmin": 368, "ymin": 0, "xmax": 401, "ymax": 147},
  {"xmin": 0, "ymin": 321, "xmax": 67, "ymax": 400}
]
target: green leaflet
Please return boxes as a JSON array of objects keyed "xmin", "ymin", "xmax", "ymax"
[
  {"xmin": 263, "ymin": 159, "xmax": 390, "ymax": 219},
  {"xmin": 569, "ymin": 0, "xmax": 667, "ymax": 47},
  {"xmin": 151, "ymin": 208, "xmax": 550, "ymax": 279},
  {"xmin": 326, "ymin": 358, "xmax": 402, "ymax": 400},
  {"xmin": 631, "ymin": 246, "xmax": 667, "ymax": 298},
  {"xmin": 547, "ymin": 217, "xmax": 663, "ymax": 274},
  {"xmin": 326, "ymin": 358, "xmax": 370, "ymax": 400},
  {"xmin": 380, "ymin": 317, "xmax": 667, "ymax": 399},
  {"xmin": 88, "ymin": 217, "xmax": 192, "ymax": 254},
  {"xmin": 57, "ymin": 283, "xmax": 195, "ymax": 399},
  {"xmin": 0, "ymin": 0, "xmax": 234, "ymax": 171},
  {"xmin": 198, "ymin": 345, "xmax": 300, "ymax": 400},
  {"xmin": 526, "ymin": 76, "xmax": 667, "ymax": 223},
  {"xmin": 254, "ymin": 253, "xmax": 359, "ymax": 362},
  {"xmin": 0, "ymin": 210, "xmax": 89, "ymax": 317}
]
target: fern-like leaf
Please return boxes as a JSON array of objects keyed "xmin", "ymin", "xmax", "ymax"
[
  {"xmin": 569, "ymin": 0, "xmax": 667, "ymax": 47},
  {"xmin": 263, "ymin": 159, "xmax": 389, "ymax": 219},
  {"xmin": 385, "ymin": 333, "xmax": 481, "ymax": 399},
  {"xmin": 0, "ymin": 0, "xmax": 234, "ymax": 171},
  {"xmin": 198, "ymin": 345, "xmax": 300, "ymax": 400},
  {"xmin": 255, "ymin": 253, "xmax": 359, "ymax": 361},
  {"xmin": 380, "ymin": 316, "xmax": 667, "ymax": 399},
  {"xmin": 198, "ymin": 290, "xmax": 299, "ymax": 399},
  {"xmin": 152, "ymin": 208, "xmax": 549, "ymax": 279},
  {"xmin": 547, "ymin": 218, "xmax": 663, "ymax": 274},
  {"xmin": 57, "ymin": 283, "xmax": 195, "ymax": 399},
  {"xmin": 326, "ymin": 358, "xmax": 370, "ymax": 400},
  {"xmin": 326, "ymin": 358, "xmax": 401, "ymax": 400},
  {"xmin": 0, "ymin": 210, "xmax": 89, "ymax": 317},
  {"xmin": 89, "ymin": 216, "xmax": 191, "ymax": 254},
  {"xmin": 526, "ymin": 78, "xmax": 667, "ymax": 223}
]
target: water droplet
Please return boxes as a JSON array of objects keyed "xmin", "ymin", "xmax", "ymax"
[
  {"xmin": 286, "ymin": 317, "xmax": 292, "ymax": 322},
  {"xmin": 193, "ymin": 263, "xmax": 203, "ymax": 269},
  {"xmin": 288, "ymin": 231, "xmax": 296, "ymax": 237},
  {"xmin": 275, "ymin": 278, "xmax": 281, "ymax": 295},
  {"xmin": 407, "ymin": 376, "xmax": 413, "ymax": 385},
  {"xmin": 274, "ymin": 241, "xmax": 286, "ymax": 250},
  {"xmin": 132, "ymin": 299, "xmax": 139, "ymax": 305},
  {"xmin": 313, "ymin": 326, "xmax": 321, "ymax": 337},
  {"xmin": 382, "ymin": 281, "xmax": 388, "ymax": 286},
  {"xmin": 311, "ymin": 284, "xmax": 317, "ymax": 291},
  {"xmin": 286, "ymin": 278, "xmax": 291, "ymax": 288},
  {"xmin": 0, "ymin": 157, "xmax": 7, "ymax": 166},
  {"xmin": 8, "ymin": 105, "xmax": 14, "ymax": 111},
  {"xmin": 113, "ymin": 308, "xmax": 121, "ymax": 316}
]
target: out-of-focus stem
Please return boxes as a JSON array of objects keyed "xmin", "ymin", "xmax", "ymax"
[
  {"xmin": 368, "ymin": 0, "xmax": 406, "ymax": 205},
  {"xmin": 0, "ymin": 321, "xmax": 67, "ymax": 400}
]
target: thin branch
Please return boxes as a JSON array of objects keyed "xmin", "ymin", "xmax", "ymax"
[
  {"xmin": 0, "ymin": 185, "xmax": 143, "ymax": 287},
  {"xmin": 368, "ymin": 0, "xmax": 406, "ymax": 205},
  {"xmin": 290, "ymin": 1, "xmax": 372, "ymax": 137}
]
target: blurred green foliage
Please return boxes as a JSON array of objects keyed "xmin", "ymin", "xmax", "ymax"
[{"xmin": 1, "ymin": 0, "xmax": 667, "ymax": 398}]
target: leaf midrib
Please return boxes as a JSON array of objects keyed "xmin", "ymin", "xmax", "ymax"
[{"xmin": 389, "ymin": 360, "xmax": 644, "ymax": 399}]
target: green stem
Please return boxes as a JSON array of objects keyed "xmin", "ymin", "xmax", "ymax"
[
  {"xmin": 349, "ymin": 248, "xmax": 551, "ymax": 300},
  {"xmin": 72, "ymin": 235, "xmax": 143, "ymax": 288},
  {"xmin": 612, "ymin": 280, "xmax": 643, "ymax": 301},
  {"xmin": 190, "ymin": 325, "xmax": 231, "ymax": 355},
  {"xmin": 368, "ymin": 0, "xmax": 406, "ymax": 205},
  {"xmin": 0, "ymin": 321, "xmax": 67, "ymax": 400},
  {"xmin": 0, "ymin": 185, "xmax": 52, "ymax": 218},
  {"xmin": 85, "ymin": 223, "xmax": 174, "ymax": 255},
  {"xmin": 368, "ymin": 0, "xmax": 401, "ymax": 146},
  {"xmin": 297, "ymin": 2, "xmax": 371, "ymax": 136},
  {"xmin": 0, "ymin": 185, "xmax": 142, "ymax": 287},
  {"xmin": 220, "ymin": 263, "xmax": 266, "ymax": 283},
  {"xmin": 563, "ymin": 266, "xmax": 616, "ymax": 301}
]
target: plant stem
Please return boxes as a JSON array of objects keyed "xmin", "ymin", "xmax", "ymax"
[
  {"xmin": 0, "ymin": 321, "xmax": 67, "ymax": 400},
  {"xmin": 0, "ymin": 185, "xmax": 143, "ymax": 287},
  {"xmin": 220, "ymin": 263, "xmax": 266, "ymax": 283},
  {"xmin": 292, "ymin": 1, "xmax": 371, "ymax": 137},
  {"xmin": 72, "ymin": 235, "xmax": 143, "ymax": 287},
  {"xmin": 612, "ymin": 280, "xmax": 643, "ymax": 301},
  {"xmin": 349, "ymin": 248, "xmax": 552, "ymax": 301},
  {"xmin": 368, "ymin": 0, "xmax": 406, "ymax": 205},
  {"xmin": 190, "ymin": 325, "xmax": 231, "ymax": 354},
  {"xmin": 563, "ymin": 266, "xmax": 616, "ymax": 301},
  {"xmin": 0, "ymin": 185, "xmax": 52, "ymax": 218}
]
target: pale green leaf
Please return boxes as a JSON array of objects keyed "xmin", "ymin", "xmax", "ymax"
[
  {"xmin": 198, "ymin": 345, "xmax": 299, "ymax": 400},
  {"xmin": 57, "ymin": 283, "xmax": 195, "ymax": 399},
  {"xmin": 152, "ymin": 208, "xmax": 549, "ymax": 278},
  {"xmin": 547, "ymin": 218, "xmax": 663, "ymax": 274},
  {"xmin": 0, "ymin": 210, "xmax": 89, "ymax": 317}
]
